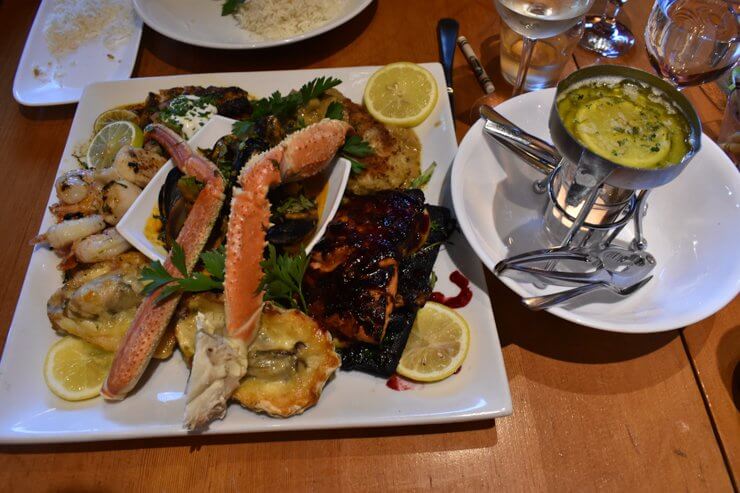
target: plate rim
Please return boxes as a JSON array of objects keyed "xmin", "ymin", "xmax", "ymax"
[
  {"xmin": 451, "ymin": 89, "xmax": 740, "ymax": 334},
  {"xmin": 131, "ymin": 0, "xmax": 374, "ymax": 50}
]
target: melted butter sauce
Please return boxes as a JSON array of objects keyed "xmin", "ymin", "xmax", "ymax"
[
  {"xmin": 145, "ymin": 204, "xmax": 164, "ymax": 248},
  {"xmin": 557, "ymin": 78, "xmax": 691, "ymax": 169}
]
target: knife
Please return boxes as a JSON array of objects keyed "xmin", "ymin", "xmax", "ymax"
[{"xmin": 437, "ymin": 18, "xmax": 459, "ymax": 120}]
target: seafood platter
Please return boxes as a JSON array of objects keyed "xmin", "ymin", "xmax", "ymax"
[{"xmin": 0, "ymin": 64, "xmax": 512, "ymax": 443}]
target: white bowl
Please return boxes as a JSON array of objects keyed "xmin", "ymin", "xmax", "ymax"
[
  {"xmin": 451, "ymin": 89, "xmax": 740, "ymax": 333},
  {"xmin": 117, "ymin": 116, "xmax": 350, "ymax": 262}
]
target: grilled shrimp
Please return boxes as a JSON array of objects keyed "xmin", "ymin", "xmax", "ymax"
[
  {"xmin": 55, "ymin": 169, "xmax": 94, "ymax": 205},
  {"xmin": 111, "ymin": 145, "xmax": 167, "ymax": 187},
  {"xmin": 72, "ymin": 228, "xmax": 132, "ymax": 263},
  {"xmin": 34, "ymin": 215, "xmax": 106, "ymax": 249},
  {"xmin": 102, "ymin": 180, "xmax": 142, "ymax": 225}
]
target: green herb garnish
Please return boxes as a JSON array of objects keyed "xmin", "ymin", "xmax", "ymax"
[
  {"xmin": 346, "ymin": 158, "xmax": 366, "ymax": 174},
  {"xmin": 141, "ymin": 244, "xmax": 225, "ymax": 302},
  {"xmin": 276, "ymin": 194, "xmax": 316, "ymax": 215},
  {"xmin": 339, "ymin": 134, "xmax": 373, "ymax": 175},
  {"xmin": 246, "ymin": 76, "xmax": 342, "ymax": 123},
  {"xmin": 221, "ymin": 0, "xmax": 245, "ymax": 15},
  {"xmin": 232, "ymin": 120, "xmax": 253, "ymax": 137},
  {"xmin": 342, "ymin": 135, "xmax": 373, "ymax": 157},
  {"xmin": 409, "ymin": 161, "xmax": 437, "ymax": 189},
  {"xmin": 258, "ymin": 244, "xmax": 309, "ymax": 312},
  {"xmin": 325, "ymin": 101, "xmax": 344, "ymax": 120}
]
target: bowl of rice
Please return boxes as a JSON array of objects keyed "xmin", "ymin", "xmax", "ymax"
[{"xmin": 132, "ymin": 0, "xmax": 374, "ymax": 49}]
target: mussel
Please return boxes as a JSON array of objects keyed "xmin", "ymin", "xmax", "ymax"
[
  {"xmin": 158, "ymin": 167, "xmax": 190, "ymax": 250},
  {"xmin": 266, "ymin": 219, "xmax": 317, "ymax": 247}
]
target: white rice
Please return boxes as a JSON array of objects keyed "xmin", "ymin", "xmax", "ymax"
[
  {"xmin": 43, "ymin": 0, "xmax": 135, "ymax": 58},
  {"xmin": 232, "ymin": 0, "xmax": 347, "ymax": 40}
]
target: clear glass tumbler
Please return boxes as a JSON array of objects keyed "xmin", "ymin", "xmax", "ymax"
[{"xmin": 500, "ymin": 20, "xmax": 585, "ymax": 92}]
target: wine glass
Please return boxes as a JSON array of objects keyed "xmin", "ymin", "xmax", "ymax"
[
  {"xmin": 494, "ymin": 0, "xmax": 595, "ymax": 96},
  {"xmin": 580, "ymin": 0, "xmax": 635, "ymax": 57},
  {"xmin": 645, "ymin": 0, "xmax": 739, "ymax": 88}
]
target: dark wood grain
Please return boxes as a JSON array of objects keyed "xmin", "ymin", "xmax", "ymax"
[{"xmin": 0, "ymin": 0, "xmax": 736, "ymax": 490}]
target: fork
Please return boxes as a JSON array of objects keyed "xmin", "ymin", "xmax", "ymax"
[{"xmin": 522, "ymin": 276, "xmax": 653, "ymax": 311}]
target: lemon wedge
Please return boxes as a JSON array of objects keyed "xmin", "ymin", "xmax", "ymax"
[
  {"xmin": 396, "ymin": 302, "xmax": 470, "ymax": 382},
  {"xmin": 86, "ymin": 120, "xmax": 143, "ymax": 170},
  {"xmin": 43, "ymin": 336, "xmax": 113, "ymax": 401},
  {"xmin": 93, "ymin": 108, "xmax": 139, "ymax": 134},
  {"xmin": 363, "ymin": 62, "xmax": 438, "ymax": 127}
]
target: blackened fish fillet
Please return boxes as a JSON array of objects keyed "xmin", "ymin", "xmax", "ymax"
[
  {"xmin": 303, "ymin": 190, "xmax": 431, "ymax": 345},
  {"xmin": 339, "ymin": 205, "xmax": 455, "ymax": 377}
]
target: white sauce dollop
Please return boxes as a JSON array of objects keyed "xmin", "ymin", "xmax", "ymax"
[{"xmin": 162, "ymin": 95, "xmax": 218, "ymax": 139}]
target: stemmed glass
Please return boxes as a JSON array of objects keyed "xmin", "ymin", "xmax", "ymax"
[
  {"xmin": 645, "ymin": 0, "xmax": 739, "ymax": 88},
  {"xmin": 494, "ymin": 0, "xmax": 595, "ymax": 95},
  {"xmin": 580, "ymin": 0, "xmax": 635, "ymax": 57}
]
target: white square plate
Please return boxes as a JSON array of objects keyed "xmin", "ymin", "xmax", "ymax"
[
  {"xmin": 0, "ymin": 64, "xmax": 511, "ymax": 443},
  {"xmin": 13, "ymin": 0, "xmax": 143, "ymax": 106}
]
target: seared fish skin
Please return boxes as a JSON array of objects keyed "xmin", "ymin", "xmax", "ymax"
[
  {"xmin": 339, "ymin": 205, "xmax": 455, "ymax": 377},
  {"xmin": 304, "ymin": 190, "xmax": 431, "ymax": 345}
]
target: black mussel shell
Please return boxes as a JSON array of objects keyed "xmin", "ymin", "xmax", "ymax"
[
  {"xmin": 232, "ymin": 137, "xmax": 269, "ymax": 178},
  {"xmin": 158, "ymin": 166, "xmax": 184, "ymax": 223},
  {"xmin": 266, "ymin": 219, "xmax": 316, "ymax": 246}
]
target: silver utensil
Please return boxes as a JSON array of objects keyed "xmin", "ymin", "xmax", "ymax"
[
  {"xmin": 509, "ymin": 246, "xmax": 656, "ymax": 310},
  {"xmin": 503, "ymin": 246, "xmax": 656, "ymax": 285},
  {"xmin": 437, "ymin": 19, "xmax": 459, "ymax": 119},
  {"xmin": 479, "ymin": 104, "xmax": 560, "ymax": 175},
  {"xmin": 522, "ymin": 275, "xmax": 653, "ymax": 310},
  {"xmin": 494, "ymin": 247, "xmax": 597, "ymax": 275}
]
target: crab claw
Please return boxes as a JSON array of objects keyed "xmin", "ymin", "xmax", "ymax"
[
  {"xmin": 102, "ymin": 124, "xmax": 226, "ymax": 401},
  {"xmin": 225, "ymin": 118, "xmax": 352, "ymax": 343},
  {"xmin": 182, "ymin": 118, "xmax": 351, "ymax": 429}
]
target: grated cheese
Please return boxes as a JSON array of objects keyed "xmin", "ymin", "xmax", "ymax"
[
  {"xmin": 232, "ymin": 0, "xmax": 347, "ymax": 40},
  {"xmin": 43, "ymin": 0, "xmax": 135, "ymax": 58}
]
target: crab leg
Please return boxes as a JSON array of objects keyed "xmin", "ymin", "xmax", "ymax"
[
  {"xmin": 102, "ymin": 124, "xmax": 226, "ymax": 401},
  {"xmin": 184, "ymin": 118, "xmax": 351, "ymax": 429},
  {"xmin": 225, "ymin": 118, "xmax": 353, "ymax": 342}
]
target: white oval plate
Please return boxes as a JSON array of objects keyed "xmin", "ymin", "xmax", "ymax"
[
  {"xmin": 132, "ymin": 0, "xmax": 373, "ymax": 50},
  {"xmin": 451, "ymin": 89, "xmax": 740, "ymax": 333},
  {"xmin": 117, "ymin": 115, "xmax": 350, "ymax": 262}
]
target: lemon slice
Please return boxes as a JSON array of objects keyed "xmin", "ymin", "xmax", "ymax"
[
  {"xmin": 43, "ymin": 336, "xmax": 114, "ymax": 401},
  {"xmin": 396, "ymin": 302, "xmax": 470, "ymax": 382},
  {"xmin": 93, "ymin": 108, "xmax": 139, "ymax": 134},
  {"xmin": 364, "ymin": 62, "xmax": 438, "ymax": 127},
  {"xmin": 574, "ymin": 98, "xmax": 670, "ymax": 168},
  {"xmin": 86, "ymin": 120, "xmax": 144, "ymax": 170}
]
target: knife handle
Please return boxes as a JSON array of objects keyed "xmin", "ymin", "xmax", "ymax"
[{"xmin": 437, "ymin": 19, "xmax": 459, "ymax": 114}]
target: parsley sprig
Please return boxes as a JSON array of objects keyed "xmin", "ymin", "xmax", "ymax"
[
  {"xmin": 276, "ymin": 194, "xmax": 316, "ymax": 215},
  {"xmin": 258, "ymin": 244, "xmax": 309, "ymax": 312},
  {"xmin": 234, "ymin": 76, "xmax": 343, "ymax": 132},
  {"xmin": 341, "ymin": 135, "xmax": 373, "ymax": 174},
  {"xmin": 325, "ymin": 101, "xmax": 344, "ymax": 120},
  {"xmin": 141, "ymin": 244, "xmax": 225, "ymax": 302},
  {"xmin": 221, "ymin": 0, "xmax": 245, "ymax": 15}
]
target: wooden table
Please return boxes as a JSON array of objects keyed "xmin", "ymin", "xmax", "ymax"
[{"xmin": 1, "ymin": 0, "xmax": 737, "ymax": 490}]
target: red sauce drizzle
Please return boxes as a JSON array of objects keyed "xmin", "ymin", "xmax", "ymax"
[
  {"xmin": 430, "ymin": 270, "xmax": 472, "ymax": 308},
  {"xmin": 386, "ymin": 374, "xmax": 418, "ymax": 391}
]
